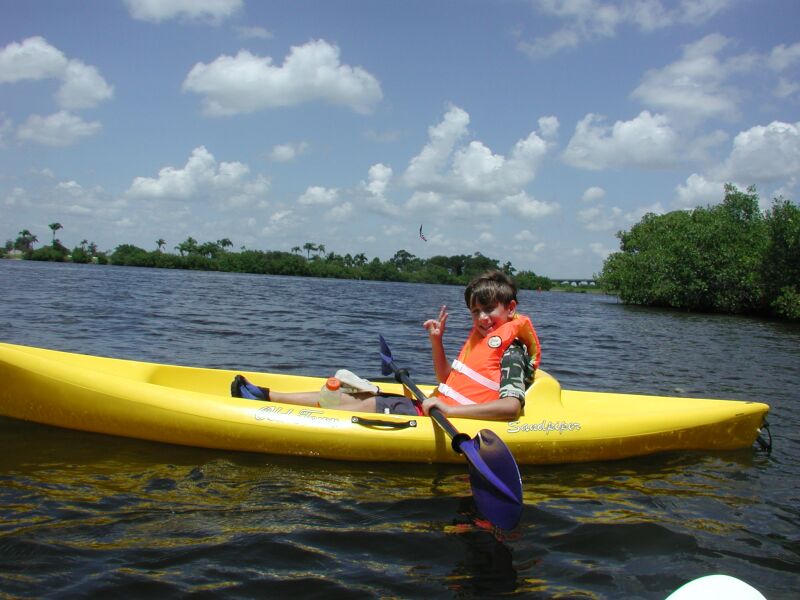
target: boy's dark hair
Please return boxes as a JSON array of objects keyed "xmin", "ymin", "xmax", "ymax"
[{"xmin": 464, "ymin": 270, "xmax": 518, "ymax": 308}]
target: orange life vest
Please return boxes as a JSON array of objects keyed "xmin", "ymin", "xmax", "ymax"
[{"xmin": 436, "ymin": 314, "xmax": 541, "ymax": 407}]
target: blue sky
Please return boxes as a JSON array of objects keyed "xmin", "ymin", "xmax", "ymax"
[{"xmin": 2, "ymin": 0, "xmax": 798, "ymax": 278}]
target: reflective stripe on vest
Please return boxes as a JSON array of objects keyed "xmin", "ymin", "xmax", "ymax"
[
  {"xmin": 451, "ymin": 359, "xmax": 500, "ymax": 392},
  {"xmin": 436, "ymin": 383, "xmax": 476, "ymax": 406}
]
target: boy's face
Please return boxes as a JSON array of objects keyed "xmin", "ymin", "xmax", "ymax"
[{"xmin": 470, "ymin": 300, "xmax": 517, "ymax": 337}]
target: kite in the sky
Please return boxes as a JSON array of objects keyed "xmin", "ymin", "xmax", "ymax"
[{"xmin": 419, "ymin": 225, "xmax": 428, "ymax": 242}]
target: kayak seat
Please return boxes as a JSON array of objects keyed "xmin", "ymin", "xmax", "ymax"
[{"xmin": 523, "ymin": 369, "xmax": 563, "ymax": 408}]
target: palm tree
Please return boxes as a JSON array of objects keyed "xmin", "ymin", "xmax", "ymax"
[
  {"xmin": 199, "ymin": 241, "xmax": 219, "ymax": 258},
  {"xmin": 291, "ymin": 246, "xmax": 301, "ymax": 255},
  {"xmin": 303, "ymin": 242, "xmax": 317, "ymax": 259},
  {"xmin": 49, "ymin": 222, "xmax": 63, "ymax": 245},
  {"xmin": 317, "ymin": 244, "xmax": 326, "ymax": 257},
  {"xmin": 175, "ymin": 237, "xmax": 198, "ymax": 257},
  {"xmin": 156, "ymin": 238, "xmax": 166, "ymax": 252},
  {"xmin": 217, "ymin": 238, "xmax": 232, "ymax": 251},
  {"xmin": 15, "ymin": 229, "xmax": 37, "ymax": 252}
]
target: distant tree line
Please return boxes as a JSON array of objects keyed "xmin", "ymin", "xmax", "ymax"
[
  {"xmin": 4, "ymin": 224, "xmax": 109, "ymax": 265},
  {"xmin": 3, "ymin": 227, "xmax": 552, "ymax": 291},
  {"xmin": 107, "ymin": 242, "xmax": 553, "ymax": 289},
  {"xmin": 14, "ymin": 182, "xmax": 796, "ymax": 320},
  {"xmin": 599, "ymin": 184, "xmax": 800, "ymax": 320}
]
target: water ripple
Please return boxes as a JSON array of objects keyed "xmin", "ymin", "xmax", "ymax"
[{"xmin": 1, "ymin": 261, "xmax": 799, "ymax": 598}]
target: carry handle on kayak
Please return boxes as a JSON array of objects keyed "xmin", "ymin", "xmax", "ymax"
[{"xmin": 351, "ymin": 416, "xmax": 417, "ymax": 429}]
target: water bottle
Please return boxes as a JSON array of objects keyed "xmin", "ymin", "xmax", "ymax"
[{"xmin": 319, "ymin": 377, "xmax": 342, "ymax": 408}]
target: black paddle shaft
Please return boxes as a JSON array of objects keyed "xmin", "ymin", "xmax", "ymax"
[{"xmin": 392, "ymin": 366, "xmax": 471, "ymax": 454}]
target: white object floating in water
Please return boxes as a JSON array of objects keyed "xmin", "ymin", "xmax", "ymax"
[{"xmin": 666, "ymin": 574, "xmax": 765, "ymax": 600}]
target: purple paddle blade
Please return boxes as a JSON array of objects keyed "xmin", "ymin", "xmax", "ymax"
[
  {"xmin": 461, "ymin": 430, "xmax": 523, "ymax": 530},
  {"xmin": 378, "ymin": 334, "xmax": 394, "ymax": 376}
]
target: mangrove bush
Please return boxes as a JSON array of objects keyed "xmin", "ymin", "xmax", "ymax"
[{"xmin": 599, "ymin": 184, "xmax": 800, "ymax": 319}]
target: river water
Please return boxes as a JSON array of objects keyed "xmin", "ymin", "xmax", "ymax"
[{"xmin": 1, "ymin": 260, "xmax": 798, "ymax": 599}]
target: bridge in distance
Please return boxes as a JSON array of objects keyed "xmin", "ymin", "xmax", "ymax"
[{"xmin": 548, "ymin": 278, "xmax": 597, "ymax": 286}]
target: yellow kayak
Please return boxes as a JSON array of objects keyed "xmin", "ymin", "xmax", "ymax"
[{"xmin": 0, "ymin": 342, "xmax": 769, "ymax": 465}]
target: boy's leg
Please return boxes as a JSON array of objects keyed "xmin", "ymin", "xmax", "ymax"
[
  {"xmin": 267, "ymin": 391, "xmax": 320, "ymax": 406},
  {"xmin": 268, "ymin": 390, "xmax": 378, "ymax": 412},
  {"xmin": 339, "ymin": 395, "xmax": 378, "ymax": 412}
]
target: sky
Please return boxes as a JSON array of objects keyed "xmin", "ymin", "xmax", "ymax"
[{"xmin": 1, "ymin": 0, "xmax": 799, "ymax": 278}]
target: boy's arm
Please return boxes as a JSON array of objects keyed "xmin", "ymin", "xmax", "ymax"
[
  {"xmin": 429, "ymin": 336, "xmax": 451, "ymax": 383},
  {"xmin": 422, "ymin": 395, "xmax": 521, "ymax": 420},
  {"xmin": 421, "ymin": 341, "xmax": 529, "ymax": 420},
  {"xmin": 498, "ymin": 342, "xmax": 531, "ymax": 406},
  {"xmin": 424, "ymin": 305, "xmax": 451, "ymax": 383}
]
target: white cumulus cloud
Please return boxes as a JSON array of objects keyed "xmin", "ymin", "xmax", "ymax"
[
  {"xmin": 518, "ymin": 0, "xmax": 736, "ymax": 59},
  {"xmin": 590, "ymin": 242, "xmax": 615, "ymax": 260},
  {"xmin": 124, "ymin": 0, "xmax": 243, "ymax": 23},
  {"xmin": 501, "ymin": 191, "xmax": 559, "ymax": 220},
  {"xmin": 237, "ymin": 26, "xmax": 273, "ymax": 40},
  {"xmin": 260, "ymin": 209, "xmax": 296, "ymax": 235},
  {"xmin": 126, "ymin": 146, "xmax": 268, "ymax": 204},
  {"xmin": 773, "ymin": 77, "xmax": 800, "ymax": 100},
  {"xmin": 577, "ymin": 204, "xmax": 622, "ymax": 232},
  {"xmin": 632, "ymin": 34, "xmax": 756, "ymax": 124},
  {"xmin": 17, "ymin": 111, "xmax": 101, "ymax": 146},
  {"xmin": 514, "ymin": 229, "xmax": 537, "ymax": 242},
  {"xmin": 404, "ymin": 105, "xmax": 550, "ymax": 199},
  {"xmin": 538, "ymin": 115, "xmax": 560, "ymax": 140},
  {"xmin": 298, "ymin": 186, "xmax": 339, "ymax": 205},
  {"xmin": 182, "ymin": 40, "xmax": 382, "ymax": 116},
  {"xmin": 0, "ymin": 37, "xmax": 113, "ymax": 111},
  {"xmin": 3, "ymin": 186, "xmax": 30, "ymax": 208},
  {"xmin": 444, "ymin": 199, "xmax": 501, "ymax": 218},
  {"xmin": 56, "ymin": 60, "xmax": 114, "ymax": 110},
  {"xmin": 404, "ymin": 105, "xmax": 470, "ymax": 188},
  {"xmin": 674, "ymin": 173, "xmax": 725, "ymax": 207},
  {"xmin": 327, "ymin": 201, "xmax": 354, "ymax": 222},
  {"xmin": 582, "ymin": 186, "xmax": 606, "ymax": 202},
  {"xmin": 406, "ymin": 190, "xmax": 443, "ymax": 210},
  {"xmin": 563, "ymin": 111, "xmax": 680, "ymax": 170},
  {"xmin": 673, "ymin": 122, "xmax": 800, "ymax": 207},
  {"xmin": 714, "ymin": 121, "xmax": 800, "ymax": 183},
  {"xmin": 0, "ymin": 36, "xmax": 67, "ymax": 82},
  {"xmin": 364, "ymin": 163, "xmax": 392, "ymax": 198},
  {"xmin": 767, "ymin": 42, "xmax": 800, "ymax": 72},
  {"xmin": 58, "ymin": 181, "xmax": 125, "ymax": 219},
  {"xmin": 269, "ymin": 141, "xmax": 309, "ymax": 162},
  {"xmin": 625, "ymin": 202, "xmax": 666, "ymax": 224},
  {"xmin": 360, "ymin": 163, "xmax": 399, "ymax": 216}
]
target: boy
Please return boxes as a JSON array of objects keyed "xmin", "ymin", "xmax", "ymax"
[
  {"xmin": 422, "ymin": 270, "xmax": 540, "ymax": 420},
  {"xmin": 232, "ymin": 270, "xmax": 540, "ymax": 420}
]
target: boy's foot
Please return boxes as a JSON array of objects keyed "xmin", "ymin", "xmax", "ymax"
[
  {"xmin": 335, "ymin": 369, "xmax": 379, "ymax": 394},
  {"xmin": 230, "ymin": 375, "xmax": 269, "ymax": 401}
]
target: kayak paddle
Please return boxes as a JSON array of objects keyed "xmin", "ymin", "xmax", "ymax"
[{"xmin": 378, "ymin": 335, "xmax": 523, "ymax": 530}]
